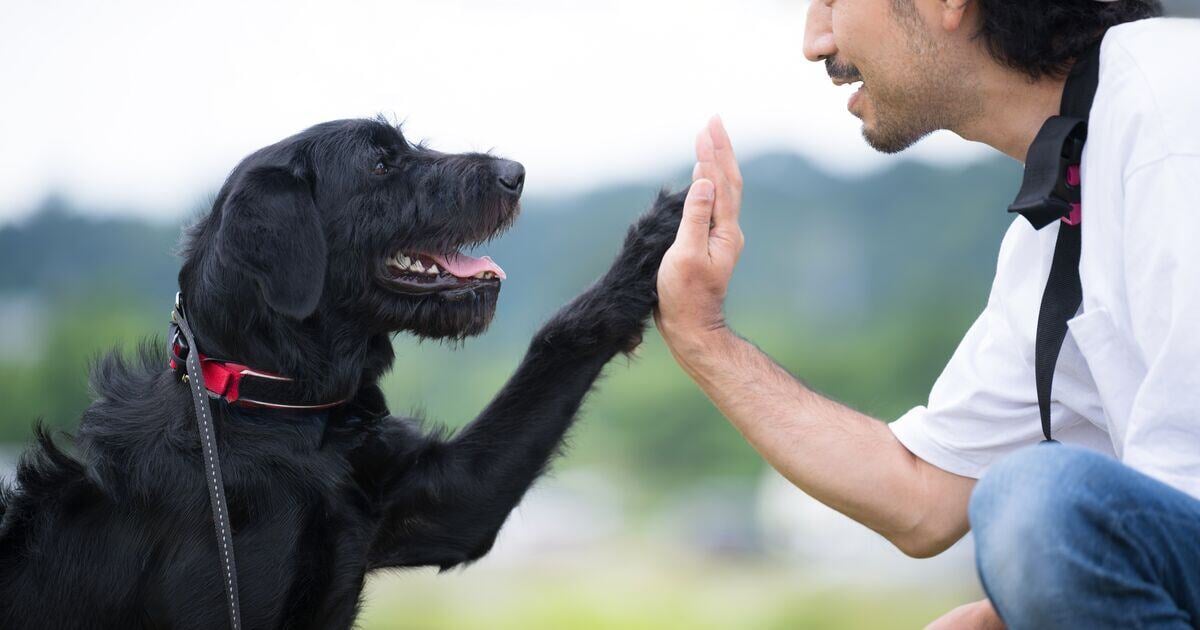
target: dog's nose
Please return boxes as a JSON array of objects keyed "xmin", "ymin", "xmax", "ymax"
[{"xmin": 495, "ymin": 160, "xmax": 526, "ymax": 196}]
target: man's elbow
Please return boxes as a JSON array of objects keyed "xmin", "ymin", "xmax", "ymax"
[
  {"xmin": 888, "ymin": 523, "xmax": 966, "ymax": 559},
  {"xmin": 886, "ymin": 449, "xmax": 975, "ymax": 559}
]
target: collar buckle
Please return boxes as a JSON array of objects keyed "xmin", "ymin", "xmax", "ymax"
[{"xmin": 166, "ymin": 292, "xmax": 346, "ymax": 411}]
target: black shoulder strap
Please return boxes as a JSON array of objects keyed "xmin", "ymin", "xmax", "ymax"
[{"xmin": 1008, "ymin": 42, "xmax": 1103, "ymax": 442}]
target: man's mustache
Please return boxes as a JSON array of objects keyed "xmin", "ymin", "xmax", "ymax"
[{"xmin": 826, "ymin": 57, "xmax": 863, "ymax": 83}]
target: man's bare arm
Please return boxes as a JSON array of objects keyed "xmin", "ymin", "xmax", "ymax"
[
  {"xmin": 667, "ymin": 325, "xmax": 973, "ymax": 557},
  {"xmin": 656, "ymin": 117, "xmax": 973, "ymax": 557}
]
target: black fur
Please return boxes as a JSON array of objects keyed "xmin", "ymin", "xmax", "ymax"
[{"xmin": 0, "ymin": 118, "xmax": 686, "ymax": 629}]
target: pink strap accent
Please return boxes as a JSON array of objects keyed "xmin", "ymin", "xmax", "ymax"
[{"xmin": 1063, "ymin": 165, "xmax": 1082, "ymax": 226}]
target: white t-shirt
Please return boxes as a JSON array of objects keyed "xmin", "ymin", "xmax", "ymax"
[{"xmin": 890, "ymin": 18, "xmax": 1200, "ymax": 499}]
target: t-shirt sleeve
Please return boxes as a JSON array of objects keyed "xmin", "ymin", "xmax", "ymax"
[
  {"xmin": 1117, "ymin": 155, "xmax": 1200, "ymax": 492},
  {"xmin": 889, "ymin": 222, "xmax": 1057, "ymax": 479},
  {"xmin": 889, "ymin": 295, "xmax": 1049, "ymax": 479}
]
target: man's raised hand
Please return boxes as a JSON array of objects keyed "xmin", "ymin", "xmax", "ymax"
[{"xmin": 654, "ymin": 116, "xmax": 745, "ymax": 352}]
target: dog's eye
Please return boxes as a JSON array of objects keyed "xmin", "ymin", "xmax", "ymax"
[{"xmin": 372, "ymin": 161, "xmax": 390, "ymax": 176}]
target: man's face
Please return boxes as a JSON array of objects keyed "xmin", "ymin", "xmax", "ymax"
[{"xmin": 804, "ymin": 0, "xmax": 981, "ymax": 153}]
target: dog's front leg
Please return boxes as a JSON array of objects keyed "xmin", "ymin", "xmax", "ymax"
[{"xmin": 368, "ymin": 191, "xmax": 686, "ymax": 571}]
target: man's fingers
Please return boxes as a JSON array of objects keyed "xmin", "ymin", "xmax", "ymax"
[
  {"xmin": 694, "ymin": 160, "xmax": 721, "ymax": 188},
  {"xmin": 674, "ymin": 178, "xmax": 716, "ymax": 252},
  {"xmin": 695, "ymin": 126, "xmax": 717, "ymax": 164},
  {"xmin": 695, "ymin": 145, "xmax": 741, "ymax": 239},
  {"xmin": 708, "ymin": 116, "xmax": 744, "ymax": 224},
  {"xmin": 693, "ymin": 120, "xmax": 743, "ymax": 253},
  {"xmin": 709, "ymin": 115, "xmax": 741, "ymax": 184}
]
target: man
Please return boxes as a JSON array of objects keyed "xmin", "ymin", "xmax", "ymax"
[{"xmin": 655, "ymin": 0, "xmax": 1199, "ymax": 627}]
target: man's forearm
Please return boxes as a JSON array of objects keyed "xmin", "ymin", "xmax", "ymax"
[{"xmin": 667, "ymin": 326, "xmax": 974, "ymax": 557}]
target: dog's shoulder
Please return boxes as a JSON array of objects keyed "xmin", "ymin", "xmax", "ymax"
[
  {"xmin": 324, "ymin": 383, "xmax": 433, "ymax": 456},
  {"xmin": 72, "ymin": 340, "xmax": 199, "ymax": 499},
  {"xmin": 0, "ymin": 423, "xmax": 105, "ymax": 574},
  {"xmin": 321, "ymin": 403, "xmax": 442, "ymax": 497}
]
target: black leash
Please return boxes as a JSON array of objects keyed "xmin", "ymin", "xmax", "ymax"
[
  {"xmin": 169, "ymin": 293, "xmax": 243, "ymax": 630},
  {"xmin": 1008, "ymin": 42, "xmax": 1103, "ymax": 442}
]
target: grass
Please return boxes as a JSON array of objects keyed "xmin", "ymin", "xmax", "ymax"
[{"xmin": 358, "ymin": 548, "xmax": 973, "ymax": 630}]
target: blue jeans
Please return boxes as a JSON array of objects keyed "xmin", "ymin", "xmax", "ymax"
[{"xmin": 970, "ymin": 443, "xmax": 1200, "ymax": 629}]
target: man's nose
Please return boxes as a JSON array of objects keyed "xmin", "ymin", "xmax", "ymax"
[{"xmin": 803, "ymin": 0, "xmax": 837, "ymax": 62}]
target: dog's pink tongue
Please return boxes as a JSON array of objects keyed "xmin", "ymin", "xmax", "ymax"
[{"xmin": 431, "ymin": 252, "xmax": 507, "ymax": 280}]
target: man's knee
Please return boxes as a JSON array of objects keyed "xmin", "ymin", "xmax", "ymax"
[
  {"xmin": 969, "ymin": 444, "xmax": 1116, "ymax": 623},
  {"xmin": 971, "ymin": 442, "xmax": 1119, "ymax": 516},
  {"xmin": 969, "ymin": 443, "xmax": 1092, "ymax": 526},
  {"xmin": 970, "ymin": 444, "xmax": 1071, "ymax": 570}
]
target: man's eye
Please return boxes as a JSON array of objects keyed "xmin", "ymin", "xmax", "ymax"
[{"xmin": 372, "ymin": 161, "xmax": 390, "ymax": 176}]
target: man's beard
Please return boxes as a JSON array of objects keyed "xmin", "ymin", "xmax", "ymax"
[
  {"xmin": 859, "ymin": 79, "xmax": 945, "ymax": 154},
  {"xmin": 828, "ymin": 57, "xmax": 942, "ymax": 153},
  {"xmin": 828, "ymin": 50, "xmax": 980, "ymax": 155}
]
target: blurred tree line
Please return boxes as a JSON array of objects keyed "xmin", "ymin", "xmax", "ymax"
[{"xmin": 1164, "ymin": 0, "xmax": 1200, "ymax": 18}]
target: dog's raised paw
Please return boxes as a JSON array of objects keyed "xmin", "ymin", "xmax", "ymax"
[
  {"xmin": 545, "ymin": 189, "xmax": 686, "ymax": 356},
  {"xmin": 638, "ymin": 189, "xmax": 688, "ymax": 247},
  {"xmin": 617, "ymin": 189, "xmax": 688, "ymax": 275}
]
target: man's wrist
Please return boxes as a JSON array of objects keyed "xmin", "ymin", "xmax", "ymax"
[{"xmin": 660, "ymin": 318, "xmax": 737, "ymax": 365}]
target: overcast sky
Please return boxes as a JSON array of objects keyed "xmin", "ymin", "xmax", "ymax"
[{"xmin": 0, "ymin": 0, "xmax": 992, "ymax": 224}]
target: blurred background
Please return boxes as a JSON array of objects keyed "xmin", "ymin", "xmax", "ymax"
[{"xmin": 2, "ymin": 1, "xmax": 1196, "ymax": 628}]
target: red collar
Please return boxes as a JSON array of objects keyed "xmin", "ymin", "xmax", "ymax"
[{"xmin": 168, "ymin": 330, "xmax": 346, "ymax": 411}]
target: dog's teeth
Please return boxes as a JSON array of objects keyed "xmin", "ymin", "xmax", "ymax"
[
  {"xmin": 412, "ymin": 261, "xmax": 424, "ymax": 273},
  {"xmin": 399, "ymin": 255, "xmax": 412, "ymax": 268},
  {"xmin": 427, "ymin": 265, "xmax": 439, "ymax": 275}
]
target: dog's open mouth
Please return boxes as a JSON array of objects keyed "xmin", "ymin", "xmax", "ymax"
[{"xmin": 382, "ymin": 251, "xmax": 506, "ymax": 295}]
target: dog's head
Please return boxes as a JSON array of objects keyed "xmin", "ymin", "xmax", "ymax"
[{"xmin": 182, "ymin": 118, "xmax": 522, "ymax": 348}]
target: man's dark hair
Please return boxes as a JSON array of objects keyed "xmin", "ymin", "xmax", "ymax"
[{"xmin": 974, "ymin": 0, "xmax": 1163, "ymax": 79}]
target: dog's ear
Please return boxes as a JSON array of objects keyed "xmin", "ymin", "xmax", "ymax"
[{"xmin": 216, "ymin": 166, "xmax": 327, "ymax": 320}]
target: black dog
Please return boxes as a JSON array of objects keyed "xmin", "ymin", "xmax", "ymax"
[{"xmin": 0, "ymin": 118, "xmax": 685, "ymax": 629}]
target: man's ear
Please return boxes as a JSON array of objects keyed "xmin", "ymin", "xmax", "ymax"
[
  {"xmin": 216, "ymin": 166, "xmax": 327, "ymax": 320},
  {"xmin": 941, "ymin": 0, "xmax": 970, "ymax": 33}
]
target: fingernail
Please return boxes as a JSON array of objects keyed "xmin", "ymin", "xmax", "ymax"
[{"xmin": 693, "ymin": 179, "xmax": 715, "ymax": 201}]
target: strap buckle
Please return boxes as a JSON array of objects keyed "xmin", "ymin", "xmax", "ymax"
[{"xmin": 1008, "ymin": 116, "xmax": 1087, "ymax": 230}]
